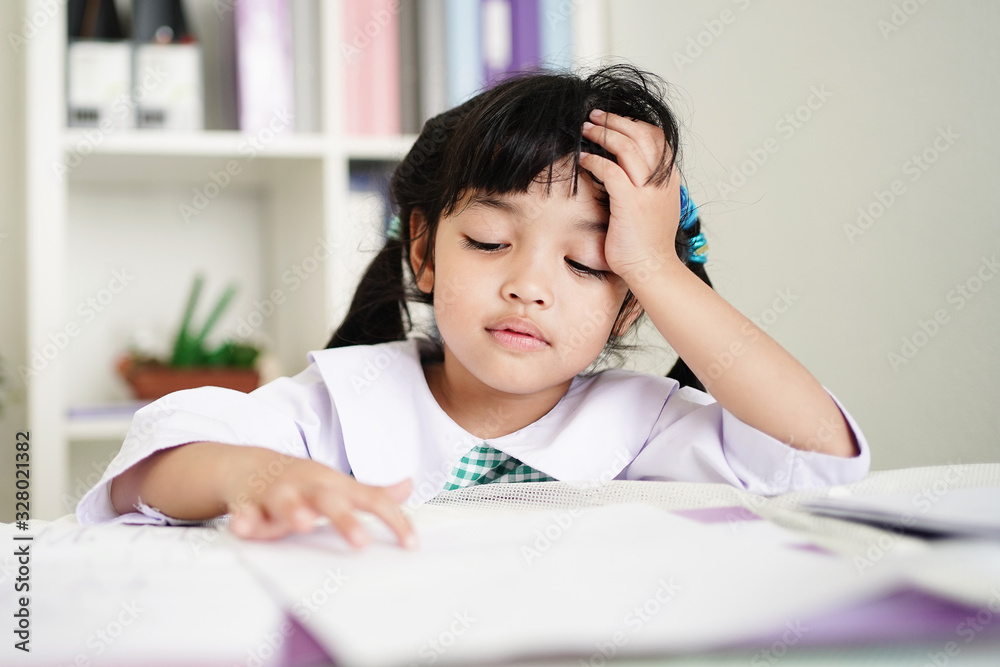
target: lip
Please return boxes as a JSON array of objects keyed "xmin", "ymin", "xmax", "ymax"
[{"xmin": 485, "ymin": 316, "xmax": 550, "ymax": 349}]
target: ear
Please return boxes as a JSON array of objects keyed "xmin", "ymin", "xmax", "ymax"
[
  {"xmin": 408, "ymin": 210, "xmax": 434, "ymax": 294},
  {"xmin": 611, "ymin": 297, "xmax": 642, "ymax": 337}
]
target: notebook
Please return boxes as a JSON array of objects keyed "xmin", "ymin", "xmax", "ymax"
[{"xmin": 799, "ymin": 486, "xmax": 1000, "ymax": 539}]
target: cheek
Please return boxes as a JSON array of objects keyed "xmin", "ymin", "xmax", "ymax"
[
  {"xmin": 594, "ymin": 281, "xmax": 630, "ymax": 318},
  {"xmin": 431, "ymin": 252, "xmax": 480, "ymax": 310},
  {"xmin": 566, "ymin": 286, "xmax": 625, "ymax": 340},
  {"xmin": 595, "ymin": 287, "xmax": 632, "ymax": 334}
]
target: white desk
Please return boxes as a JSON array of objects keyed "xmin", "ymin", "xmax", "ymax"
[{"xmin": 3, "ymin": 464, "xmax": 1000, "ymax": 666}]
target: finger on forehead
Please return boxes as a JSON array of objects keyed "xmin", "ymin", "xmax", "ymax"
[
  {"xmin": 589, "ymin": 109, "xmax": 662, "ymax": 140},
  {"xmin": 583, "ymin": 122, "xmax": 650, "ymax": 185},
  {"xmin": 579, "ymin": 151, "xmax": 634, "ymax": 193},
  {"xmin": 591, "ymin": 110, "xmax": 672, "ymax": 165}
]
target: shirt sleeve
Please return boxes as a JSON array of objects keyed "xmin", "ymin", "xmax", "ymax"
[
  {"xmin": 618, "ymin": 384, "xmax": 871, "ymax": 495},
  {"xmin": 75, "ymin": 362, "xmax": 349, "ymax": 525}
]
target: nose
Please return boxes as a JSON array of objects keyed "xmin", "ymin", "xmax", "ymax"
[{"xmin": 500, "ymin": 252, "xmax": 554, "ymax": 307}]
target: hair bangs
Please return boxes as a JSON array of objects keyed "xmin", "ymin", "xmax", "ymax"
[
  {"xmin": 438, "ymin": 72, "xmax": 594, "ymax": 216},
  {"xmin": 436, "ymin": 65, "xmax": 679, "ymax": 219}
]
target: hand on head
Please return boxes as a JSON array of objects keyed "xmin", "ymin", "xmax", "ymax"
[{"xmin": 580, "ymin": 109, "xmax": 685, "ymax": 282}]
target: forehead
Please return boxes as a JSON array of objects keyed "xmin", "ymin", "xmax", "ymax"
[{"xmin": 460, "ymin": 159, "xmax": 609, "ymax": 221}]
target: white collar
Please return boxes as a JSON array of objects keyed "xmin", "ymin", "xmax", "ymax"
[{"xmin": 308, "ymin": 338, "xmax": 677, "ymax": 504}]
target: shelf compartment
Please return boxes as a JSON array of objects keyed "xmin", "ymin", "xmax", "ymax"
[
  {"xmin": 66, "ymin": 403, "xmax": 148, "ymax": 442},
  {"xmin": 338, "ymin": 134, "xmax": 419, "ymax": 162}
]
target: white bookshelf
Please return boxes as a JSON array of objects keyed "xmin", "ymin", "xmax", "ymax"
[{"xmin": 23, "ymin": 0, "xmax": 607, "ymax": 519}]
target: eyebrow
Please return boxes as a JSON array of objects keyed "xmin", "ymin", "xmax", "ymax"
[
  {"xmin": 574, "ymin": 219, "xmax": 609, "ymax": 234},
  {"xmin": 467, "ymin": 194, "xmax": 608, "ymax": 234},
  {"xmin": 467, "ymin": 194, "xmax": 521, "ymax": 216}
]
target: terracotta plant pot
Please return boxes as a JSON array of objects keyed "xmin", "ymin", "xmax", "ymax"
[{"xmin": 117, "ymin": 357, "xmax": 260, "ymax": 401}]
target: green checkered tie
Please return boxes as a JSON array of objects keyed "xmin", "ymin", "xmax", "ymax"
[{"xmin": 443, "ymin": 442, "xmax": 556, "ymax": 491}]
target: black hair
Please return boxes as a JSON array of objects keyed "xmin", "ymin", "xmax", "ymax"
[{"xmin": 325, "ymin": 64, "xmax": 714, "ymax": 392}]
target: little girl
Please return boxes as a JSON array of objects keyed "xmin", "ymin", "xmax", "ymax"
[{"xmin": 78, "ymin": 64, "xmax": 869, "ymax": 550}]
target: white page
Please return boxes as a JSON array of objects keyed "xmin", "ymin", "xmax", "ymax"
[
  {"xmin": 232, "ymin": 503, "xmax": 906, "ymax": 666},
  {"xmin": 799, "ymin": 486, "xmax": 1000, "ymax": 538},
  {"xmin": 2, "ymin": 519, "xmax": 288, "ymax": 667}
]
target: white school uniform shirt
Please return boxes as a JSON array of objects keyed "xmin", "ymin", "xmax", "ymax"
[{"xmin": 76, "ymin": 337, "xmax": 871, "ymax": 526}]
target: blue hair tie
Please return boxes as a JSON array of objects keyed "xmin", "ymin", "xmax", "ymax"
[
  {"xmin": 679, "ymin": 184, "xmax": 698, "ymax": 230},
  {"xmin": 687, "ymin": 232, "xmax": 708, "ymax": 264},
  {"xmin": 679, "ymin": 185, "xmax": 707, "ymax": 264},
  {"xmin": 386, "ymin": 214, "xmax": 403, "ymax": 241}
]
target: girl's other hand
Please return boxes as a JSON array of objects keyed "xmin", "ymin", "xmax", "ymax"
[
  {"xmin": 224, "ymin": 449, "xmax": 417, "ymax": 550},
  {"xmin": 579, "ymin": 109, "xmax": 685, "ymax": 282}
]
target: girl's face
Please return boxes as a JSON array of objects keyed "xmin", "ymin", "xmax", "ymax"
[{"xmin": 412, "ymin": 159, "xmax": 635, "ymax": 396}]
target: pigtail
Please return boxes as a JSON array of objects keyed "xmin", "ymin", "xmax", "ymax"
[
  {"xmin": 325, "ymin": 102, "xmax": 470, "ymax": 349},
  {"xmin": 324, "ymin": 239, "xmax": 410, "ymax": 348},
  {"xmin": 665, "ymin": 208, "xmax": 714, "ymax": 392}
]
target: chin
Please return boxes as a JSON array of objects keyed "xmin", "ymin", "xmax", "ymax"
[
  {"xmin": 475, "ymin": 356, "xmax": 580, "ymax": 396},
  {"xmin": 443, "ymin": 329, "xmax": 593, "ymax": 393}
]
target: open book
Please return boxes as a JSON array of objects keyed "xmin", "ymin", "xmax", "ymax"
[{"xmin": 798, "ymin": 486, "xmax": 1000, "ymax": 539}]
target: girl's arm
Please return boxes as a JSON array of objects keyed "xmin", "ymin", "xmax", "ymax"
[
  {"xmin": 110, "ymin": 441, "xmax": 418, "ymax": 547},
  {"xmin": 625, "ymin": 261, "xmax": 858, "ymax": 458},
  {"xmin": 580, "ymin": 110, "xmax": 858, "ymax": 458},
  {"xmin": 110, "ymin": 441, "xmax": 252, "ymax": 520}
]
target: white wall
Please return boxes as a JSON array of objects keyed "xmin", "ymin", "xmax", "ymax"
[
  {"xmin": 0, "ymin": 1, "xmax": 28, "ymax": 523},
  {"xmin": 608, "ymin": 0, "xmax": 1000, "ymax": 470}
]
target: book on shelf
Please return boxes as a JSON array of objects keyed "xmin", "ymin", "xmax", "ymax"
[
  {"xmin": 235, "ymin": 0, "xmax": 295, "ymax": 136},
  {"xmin": 343, "ymin": 0, "xmax": 402, "ymax": 135},
  {"xmin": 66, "ymin": 0, "xmax": 206, "ymax": 131},
  {"xmin": 482, "ymin": 0, "xmax": 542, "ymax": 86},
  {"xmin": 444, "ymin": 0, "xmax": 482, "ymax": 109},
  {"xmin": 511, "ymin": 0, "xmax": 542, "ymax": 72},
  {"xmin": 133, "ymin": 43, "xmax": 204, "ymax": 130},
  {"xmin": 539, "ymin": 0, "xmax": 574, "ymax": 70},
  {"xmin": 67, "ymin": 402, "xmax": 151, "ymax": 421},
  {"xmin": 399, "ymin": 0, "xmax": 422, "ymax": 135},
  {"xmin": 417, "ymin": 0, "xmax": 449, "ymax": 124},
  {"xmin": 291, "ymin": 0, "xmax": 322, "ymax": 133},
  {"xmin": 66, "ymin": 0, "xmax": 131, "ymax": 129},
  {"xmin": 65, "ymin": 0, "xmax": 578, "ymax": 138},
  {"xmin": 343, "ymin": 0, "xmax": 576, "ymax": 136},
  {"xmin": 130, "ymin": 0, "xmax": 204, "ymax": 130},
  {"xmin": 200, "ymin": 0, "xmax": 321, "ymax": 133},
  {"xmin": 481, "ymin": 0, "xmax": 513, "ymax": 88}
]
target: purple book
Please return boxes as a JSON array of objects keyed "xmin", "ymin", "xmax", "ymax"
[
  {"xmin": 510, "ymin": 0, "xmax": 540, "ymax": 73},
  {"xmin": 482, "ymin": 0, "xmax": 540, "ymax": 87}
]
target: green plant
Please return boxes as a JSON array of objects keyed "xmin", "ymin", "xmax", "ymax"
[{"xmin": 127, "ymin": 274, "xmax": 261, "ymax": 370}]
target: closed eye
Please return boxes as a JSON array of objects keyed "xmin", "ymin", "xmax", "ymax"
[
  {"xmin": 460, "ymin": 237, "xmax": 506, "ymax": 252},
  {"xmin": 566, "ymin": 258, "xmax": 611, "ymax": 282},
  {"xmin": 462, "ymin": 236, "xmax": 610, "ymax": 282}
]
